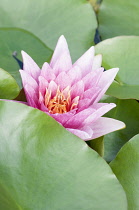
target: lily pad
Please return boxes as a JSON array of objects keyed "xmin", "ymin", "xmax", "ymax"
[
  {"xmin": 0, "ymin": 0, "xmax": 97, "ymax": 61},
  {"xmin": 0, "ymin": 101, "xmax": 127, "ymax": 210},
  {"xmin": 0, "ymin": 68, "xmax": 20, "ymax": 99},
  {"xmin": 0, "ymin": 28, "xmax": 52, "ymax": 86},
  {"xmin": 88, "ymin": 136, "xmax": 104, "ymax": 157},
  {"xmin": 95, "ymin": 36, "xmax": 139, "ymax": 99},
  {"xmin": 100, "ymin": 96, "xmax": 139, "ymax": 162},
  {"xmin": 98, "ymin": 0, "xmax": 139, "ymax": 39},
  {"xmin": 110, "ymin": 134, "xmax": 139, "ymax": 210}
]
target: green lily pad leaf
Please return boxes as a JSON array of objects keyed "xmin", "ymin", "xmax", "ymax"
[
  {"xmin": 0, "ymin": 68, "xmax": 20, "ymax": 99},
  {"xmin": 88, "ymin": 136, "xmax": 104, "ymax": 157},
  {"xmin": 0, "ymin": 101, "xmax": 127, "ymax": 210},
  {"xmin": 95, "ymin": 36, "xmax": 139, "ymax": 99},
  {"xmin": 98, "ymin": 0, "xmax": 139, "ymax": 39},
  {"xmin": 100, "ymin": 95, "xmax": 139, "ymax": 162},
  {"xmin": 14, "ymin": 89, "xmax": 26, "ymax": 102},
  {"xmin": 0, "ymin": 0, "xmax": 97, "ymax": 61},
  {"xmin": 0, "ymin": 182, "xmax": 21, "ymax": 210},
  {"xmin": 0, "ymin": 28, "xmax": 52, "ymax": 87},
  {"xmin": 110, "ymin": 134, "xmax": 139, "ymax": 210}
]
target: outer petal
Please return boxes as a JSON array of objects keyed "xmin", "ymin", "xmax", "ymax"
[
  {"xmin": 19, "ymin": 70, "xmax": 38, "ymax": 93},
  {"xmin": 50, "ymin": 35, "xmax": 72, "ymax": 69},
  {"xmin": 73, "ymin": 46, "xmax": 95, "ymax": 77},
  {"xmin": 82, "ymin": 67, "xmax": 104, "ymax": 90},
  {"xmin": 90, "ymin": 117, "xmax": 125, "ymax": 139},
  {"xmin": 83, "ymin": 103, "xmax": 116, "ymax": 125},
  {"xmin": 24, "ymin": 84, "xmax": 39, "ymax": 108},
  {"xmin": 64, "ymin": 107, "xmax": 95, "ymax": 129},
  {"xmin": 94, "ymin": 68, "xmax": 119, "ymax": 103},
  {"xmin": 21, "ymin": 51, "xmax": 40, "ymax": 81},
  {"xmin": 67, "ymin": 126, "xmax": 93, "ymax": 140}
]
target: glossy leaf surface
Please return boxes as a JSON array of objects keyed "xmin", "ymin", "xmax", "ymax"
[
  {"xmin": 110, "ymin": 134, "xmax": 139, "ymax": 210},
  {"xmin": 0, "ymin": 0, "xmax": 97, "ymax": 61},
  {"xmin": 98, "ymin": 0, "xmax": 139, "ymax": 39},
  {"xmin": 95, "ymin": 36, "xmax": 139, "ymax": 99},
  {"xmin": 0, "ymin": 68, "xmax": 20, "ymax": 99},
  {"xmin": 88, "ymin": 136, "xmax": 104, "ymax": 157},
  {"xmin": 0, "ymin": 28, "xmax": 52, "ymax": 86},
  {"xmin": 0, "ymin": 101, "xmax": 127, "ymax": 210},
  {"xmin": 100, "ymin": 96, "xmax": 139, "ymax": 162}
]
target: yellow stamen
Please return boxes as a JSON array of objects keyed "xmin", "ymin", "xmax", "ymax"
[{"xmin": 44, "ymin": 86, "xmax": 79, "ymax": 114}]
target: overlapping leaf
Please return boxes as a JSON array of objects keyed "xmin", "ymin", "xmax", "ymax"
[
  {"xmin": 95, "ymin": 36, "xmax": 139, "ymax": 99},
  {"xmin": 0, "ymin": 68, "xmax": 20, "ymax": 99},
  {"xmin": 100, "ymin": 96, "xmax": 139, "ymax": 162},
  {"xmin": 0, "ymin": 101, "xmax": 127, "ymax": 210},
  {"xmin": 98, "ymin": 0, "xmax": 139, "ymax": 39},
  {"xmin": 0, "ymin": 28, "xmax": 52, "ymax": 87},
  {"xmin": 0, "ymin": 0, "xmax": 97, "ymax": 61},
  {"xmin": 110, "ymin": 134, "xmax": 139, "ymax": 210}
]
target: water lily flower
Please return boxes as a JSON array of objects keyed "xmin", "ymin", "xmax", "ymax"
[{"xmin": 19, "ymin": 35, "xmax": 125, "ymax": 140}]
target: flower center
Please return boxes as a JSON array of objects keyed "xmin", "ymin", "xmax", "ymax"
[
  {"xmin": 44, "ymin": 86, "xmax": 79, "ymax": 114},
  {"xmin": 47, "ymin": 91, "xmax": 69, "ymax": 114}
]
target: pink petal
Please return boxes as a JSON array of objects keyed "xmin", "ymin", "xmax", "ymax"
[
  {"xmin": 91, "ymin": 103, "xmax": 113, "ymax": 110},
  {"xmin": 92, "ymin": 54, "xmax": 102, "ymax": 71},
  {"xmin": 83, "ymin": 103, "xmax": 116, "ymax": 125},
  {"xmin": 77, "ymin": 87, "xmax": 100, "ymax": 112},
  {"xmin": 47, "ymin": 81, "xmax": 58, "ymax": 98},
  {"xmin": 62, "ymin": 86, "xmax": 70, "ymax": 98},
  {"xmin": 51, "ymin": 109, "xmax": 76, "ymax": 125},
  {"xmin": 21, "ymin": 51, "xmax": 40, "ymax": 81},
  {"xmin": 64, "ymin": 107, "xmax": 95, "ymax": 129},
  {"xmin": 82, "ymin": 87, "xmax": 100, "ymax": 100},
  {"xmin": 67, "ymin": 65, "xmax": 82, "ymax": 85},
  {"xmin": 90, "ymin": 117, "xmax": 125, "ymax": 139},
  {"xmin": 39, "ymin": 91, "xmax": 44, "ymax": 104},
  {"xmin": 50, "ymin": 35, "xmax": 72, "ymax": 69},
  {"xmin": 77, "ymin": 98, "xmax": 91, "ymax": 112},
  {"xmin": 71, "ymin": 96, "xmax": 80, "ymax": 105},
  {"xmin": 70, "ymin": 80, "xmax": 84, "ymax": 99},
  {"xmin": 94, "ymin": 68, "xmax": 119, "ymax": 103},
  {"xmin": 38, "ymin": 76, "xmax": 48, "ymax": 96},
  {"xmin": 67, "ymin": 126, "xmax": 93, "ymax": 140},
  {"xmin": 24, "ymin": 84, "xmax": 39, "ymax": 108},
  {"xmin": 40, "ymin": 102, "xmax": 49, "ymax": 112},
  {"xmin": 73, "ymin": 46, "xmax": 95, "ymax": 77},
  {"xmin": 70, "ymin": 96, "xmax": 80, "ymax": 110},
  {"xmin": 82, "ymin": 67, "xmax": 104, "ymax": 90},
  {"xmin": 19, "ymin": 70, "xmax": 38, "ymax": 93},
  {"xmin": 53, "ymin": 51, "xmax": 72, "ymax": 76},
  {"xmin": 41, "ymin": 62, "xmax": 56, "ymax": 82},
  {"xmin": 55, "ymin": 72, "xmax": 72, "ymax": 90}
]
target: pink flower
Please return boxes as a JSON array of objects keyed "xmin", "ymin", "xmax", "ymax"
[{"xmin": 20, "ymin": 36, "xmax": 125, "ymax": 140}]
